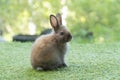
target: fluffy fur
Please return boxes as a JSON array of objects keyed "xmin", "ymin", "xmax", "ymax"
[{"xmin": 31, "ymin": 13, "xmax": 72, "ymax": 70}]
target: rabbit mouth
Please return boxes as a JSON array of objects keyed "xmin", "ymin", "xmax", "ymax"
[
  {"xmin": 56, "ymin": 34, "xmax": 72, "ymax": 43},
  {"xmin": 64, "ymin": 34, "xmax": 72, "ymax": 42}
]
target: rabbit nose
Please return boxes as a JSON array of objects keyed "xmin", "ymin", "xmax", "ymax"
[{"xmin": 67, "ymin": 34, "xmax": 72, "ymax": 41}]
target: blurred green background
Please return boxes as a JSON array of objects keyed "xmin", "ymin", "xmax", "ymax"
[{"xmin": 0, "ymin": 0, "xmax": 120, "ymax": 43}]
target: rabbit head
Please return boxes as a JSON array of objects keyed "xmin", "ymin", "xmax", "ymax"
[{"xmin": 50, "ymin": 13, "xmax": 72, "ymax": 43}]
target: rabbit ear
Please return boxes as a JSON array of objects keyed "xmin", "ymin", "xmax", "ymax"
[
  {"xmin": 56, "ymin": 13, "xmax": 62, "ymax": 25},
  {"xmin": 50, "ymin": 15, "xmax": 59, "ymax": 32}
]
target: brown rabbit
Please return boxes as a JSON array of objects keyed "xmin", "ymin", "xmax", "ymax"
[{"xmin": 31, "ymin": 13, "xmax": 72, "ymax": 70}]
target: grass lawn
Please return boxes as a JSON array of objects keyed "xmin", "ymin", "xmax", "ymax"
[{"xmin": 0, "ymin": 41, "xmax": 120, "ymax": 80}]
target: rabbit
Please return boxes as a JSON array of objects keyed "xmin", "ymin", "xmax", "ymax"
[{"xmin": 30, "ymin": 13, "xmax": 72, "ymax": 70}]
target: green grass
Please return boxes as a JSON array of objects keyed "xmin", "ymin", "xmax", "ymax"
[{"xmin": 0, "ymin": 42, "xmax": 120, "ymax": 80}]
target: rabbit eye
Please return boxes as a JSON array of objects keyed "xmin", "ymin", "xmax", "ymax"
[{"xmin": 60, "ymin": 32, "xmax": 64, "ymax": 35}]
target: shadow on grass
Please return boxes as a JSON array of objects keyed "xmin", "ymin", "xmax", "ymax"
[{"xmin": 24, "ymin": 67, "xmax": 70, "ymax": 79}]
